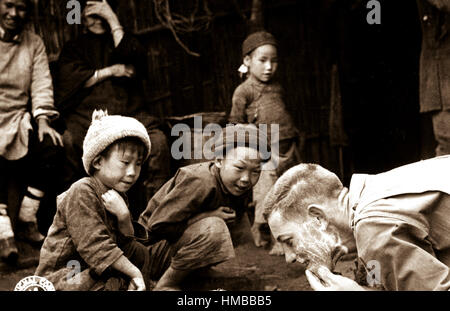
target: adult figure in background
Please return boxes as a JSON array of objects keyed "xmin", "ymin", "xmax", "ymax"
[
  {"xmin": 417, "ymin": 0, "xmax": 450, "ymax": 156},
  {"xmin": 0, "ymin": 0, "xmax": 63, "ymax": 261},
  {"xmin": 55, "ymin": 0, "xmax": 170, "ymax": 211}
]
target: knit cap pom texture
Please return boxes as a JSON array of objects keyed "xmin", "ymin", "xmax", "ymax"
[{"xmin": 82, "ymin": 110, "xmax": 151, "ymax": 175}]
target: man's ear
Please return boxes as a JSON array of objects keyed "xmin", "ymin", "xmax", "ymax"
[
  {"xmin": 91, "ymin": 155, "xmax": 103, "ymax": 171},
  {"xmin": 243, "ymin": 55, "xmax": 251, "ymax": 67},
  {"xmin": 307, "ymin": 204, "xmax": 328, "ymax": 230}
]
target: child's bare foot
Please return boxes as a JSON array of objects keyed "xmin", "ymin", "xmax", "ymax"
[
  {"xmin": 269, "ymin": 241, "xmax": 284, "ymax": 256},
  {"xmin": 153, "ymin": 266, "xmax": 188, "ymax": 291}
]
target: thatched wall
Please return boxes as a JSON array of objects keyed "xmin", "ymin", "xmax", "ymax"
[{"xmin": 28, "ymin": 0, "xmax": 426, "ymax": 182}]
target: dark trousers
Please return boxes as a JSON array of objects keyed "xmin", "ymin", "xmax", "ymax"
[{"xmin": 0, "ymin": 133, "xmax": 63, "ymax": 228}]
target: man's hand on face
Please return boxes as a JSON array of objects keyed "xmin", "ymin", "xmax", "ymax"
[
  {"xmin": 85, "ymin": 0, "xmax": 118, "ymax": 25},
  {"xmin": 305, "ymin": 266, "xmax": 366, "ymax": 291}
]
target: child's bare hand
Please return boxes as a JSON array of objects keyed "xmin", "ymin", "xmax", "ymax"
[
  {"xmin": 128, "ymin": 277, "xmax": 146, "ymax": 291},
  {"xmin": 211, "ymin": 206, "xmax": 236, "ymax": 223},
  {"xmin": 102, "ymin": 189, "xmax": 129, "ymax": 219}
]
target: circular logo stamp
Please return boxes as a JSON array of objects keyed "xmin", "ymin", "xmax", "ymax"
[{"xmin": 14, "ymin": 276, "xmax": 55, "ymax": 291}]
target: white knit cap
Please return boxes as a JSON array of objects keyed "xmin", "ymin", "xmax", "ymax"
[{"xmin": 82, "ymin": 110, "xmax": 151, "ymax": 175}]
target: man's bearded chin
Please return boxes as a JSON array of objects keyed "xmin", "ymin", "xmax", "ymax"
[{"xmin": 295, "ymin": 220, "xmax": 348, "ymax": 274}]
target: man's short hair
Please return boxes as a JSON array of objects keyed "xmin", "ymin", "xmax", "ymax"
[{"xmin": 262, "ymin": 163, "xmax": 343, "ymax": 221}]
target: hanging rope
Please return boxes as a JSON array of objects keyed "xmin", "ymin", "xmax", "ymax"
[{"xmin": 153, "ymin": 0, "xmax": 213, "ymax": 57}]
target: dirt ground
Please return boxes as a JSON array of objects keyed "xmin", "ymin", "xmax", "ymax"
[
  {"xmin": 0, "ymin": 240, "xmax": 41, "ymax": 291},
  {"xmin": 0, "ymin": 238, "xmax": 358, "ymax": 291},
  {"xmin": 0, "ymin": 239, "xmax": 309, "ymax": 291},
  {"xmin": 0, "ymin": 178, "xmax": 357, "ymax": 291}
]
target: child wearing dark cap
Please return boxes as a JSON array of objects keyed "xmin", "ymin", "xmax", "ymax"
[
  {"xmin": 138, "ymin": 124, "xmax": 269, "ymax": 290},
  {"xmin": 229, "ymin": 31, "xmax": 302, "ymax": 254}
]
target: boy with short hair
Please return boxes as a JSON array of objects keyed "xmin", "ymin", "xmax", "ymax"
[
  {"xmin": 138, "ymin": 124, "xmax": 270, "ymax": 290},
  {"xmin": 264, "ymin": 156, "xmax": 450, "ymax": 291},
  {"xmin": 35, "ymin": 110, "xmax": 151, "ymax": 291}
]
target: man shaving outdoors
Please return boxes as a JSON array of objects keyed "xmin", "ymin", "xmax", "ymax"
[{"xmin": 263, "ymin": 155, "xmax": 450, "ymax": 290}]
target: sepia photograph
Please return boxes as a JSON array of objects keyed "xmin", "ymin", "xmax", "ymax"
[{"xmin": 0, "ymin": 0, "xmax": 449, "ymax": 299}]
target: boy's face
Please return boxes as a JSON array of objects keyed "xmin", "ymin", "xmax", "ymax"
[
  {"xmin": 244, "ymin": 44, "xmax": 278, "ymax": 83},
  {"xmin": 93, "ymin": 144, "xmax": 143, "ymax": 193},
  {"xmin": 268, "ymin": 210, "xmax": 347, "ymax": 273},
  {"xmin": 216, "ymin": 146, "xmax": 262, "ymax": 196}
]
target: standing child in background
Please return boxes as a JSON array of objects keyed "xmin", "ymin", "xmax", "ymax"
[
  {"xmin": 229, "ymin": 31, "xmax": 302, "ymax": 255},
  {"xmin": 35, "ymin": 111, "xmax": 151, "ymax": 291}
]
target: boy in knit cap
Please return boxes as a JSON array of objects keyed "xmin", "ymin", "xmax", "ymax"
[
  {"xmin": 138, "ymin": 124, "xmax": 269, "ymax": 290},
  {"xmin": 229, "ymin": 31, "xmax": 302, "ymax": 255},
  {"xmin": 35, "ymin": 110, "xmax": 152, "ymax": 291}
]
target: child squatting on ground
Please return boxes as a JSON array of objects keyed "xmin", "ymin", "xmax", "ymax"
[
  {"xmin": 228, "ymin": 31, "xmax": 302, "ymax": 255},
  {"xmin": 137, "ymin": 124, "xmax": 270, "ymax": 290},
  {"xmin": 35, "ymin": 110, "xmax": 152, "ymax": 290}
]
